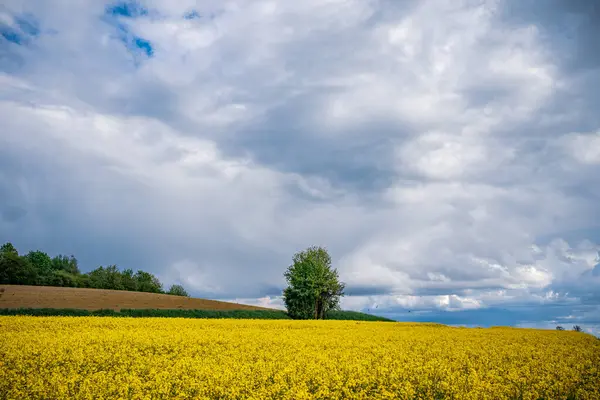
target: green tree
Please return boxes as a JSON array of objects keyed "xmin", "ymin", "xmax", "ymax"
[
  {"xmin": 1, "ymin": 242, "xmax": 18, "ymax": 256},
  {"xmin": 25, "ymin": 250, "xmax": 53, "ymax": 282},
  {"xmin": 282, "ymin": 246, "xmax": 345, "ymax": 320},
  {"xmin": 104, "ymin": 265, "xmax": 124, "ymax": 290},
  {"xmin": 87, "ymin": 266, "xmax": 108, "ymax": 289},
  {"xmin": 47, "ymin": 270, "xmax": 79, "ymax": 287},
  {"xmin": 134, "ymin": 270, "xmax": 163, "ymax": 293},
  {"xmin": 0, "ymin": 252, "xmax": 39, "ymax": 285},
  {"xmin": 167, "ymin": 284, "xmax": 189, "ymax": 297},
  {"xmin": 86, "ymin": 265, "xmax": 124, "ymax": 290},
  {"xmin": 76, "ymin": 274, "xmax": 91, "ymax": 288},
  {"xmin": 121, "ymin": 268, "xmax": 138, "ymax": 291},
  {"xmin": 51, "ymin": 255, "xmax": 80, "ymax": 275}
]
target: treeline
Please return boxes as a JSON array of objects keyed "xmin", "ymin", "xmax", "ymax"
[
  {"xmin": 0, "ymin": 308, "xmax": 395, "ymax": 321},
  {"xmin": 325, "ymin": 310, "xmax": 394, "ymax": 322},
  {"xmin": 0, "ymin": 308, "xmax": 289, "ymax": 319},
  {"xmin": 0, "ymin": 242, "xmax": 188, "ymax": 296}
]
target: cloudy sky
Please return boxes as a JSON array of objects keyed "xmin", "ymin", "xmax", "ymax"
[{"xmin": 1, "ymin": 0, "xmax": 599, "ymax": 333}]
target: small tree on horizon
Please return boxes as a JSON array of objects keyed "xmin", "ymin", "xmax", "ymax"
[
  {"xmin": 1, "ymin": 242, "xmax": 18, "ymax": 256},
  {"xmin": 573, "ymin": 325, "xmax": 582, "ymax": 332},
  {"xmin": 51, "ymin": 255, "xmax": 80, "ymax": 275},
  {"xmin": 167, "ymin": 284, "xmax": 189, "ymax": 297},
  {"xmin": 134, "ymin": 270, "xmax": 163, "ymax": 293},
  {"xmin": 282, "ymin": 246, "xmax": 345, "ymax": 320}
]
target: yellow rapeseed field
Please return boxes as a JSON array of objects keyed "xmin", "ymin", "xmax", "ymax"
[{"xmin": 1, "ymin": 317, "xmax": 599, "ymax": 399}]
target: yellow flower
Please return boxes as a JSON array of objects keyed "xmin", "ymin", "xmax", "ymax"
[{"xmin": 1, "ymin": 317, "xmax": 599, "ymax": 399}]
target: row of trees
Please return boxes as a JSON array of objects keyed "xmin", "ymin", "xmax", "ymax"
[
  {"xmin": 556, "ymin": 325, "xmax": 583, "ymax": 332},
  {"xmin": 0, "ymin": 240, "xmax": 344, "ymax": 318},
  {"xmin": 0, "ymin": 242, "xmax": 188, "ymax": 296}
]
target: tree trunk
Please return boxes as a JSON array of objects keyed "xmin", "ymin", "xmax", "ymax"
[{"xmin": 316, "ymin": 297, "xmax": 324, "ymax": 320}]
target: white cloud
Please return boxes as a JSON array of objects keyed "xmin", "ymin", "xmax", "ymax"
[
  {"xmin": 563, "ymin": 131, "xmax": 600, "ymax": 165},
  {"xmin": 229, "ymin": 296, "xmax": 286, "ymax": 310}
]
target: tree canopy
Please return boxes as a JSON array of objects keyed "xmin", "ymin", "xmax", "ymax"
[
  {"xmin": 168, "ymin": 284, "xmax": 189, "ymax": 297},
  {"xmin": 0, "ymin": 241, "xmax": 186, "ymax": 296},
  {"xmin": 282, "ymin": 246, "xmax": 345, "ymax": 319}
]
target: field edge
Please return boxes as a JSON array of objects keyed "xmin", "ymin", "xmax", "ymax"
[{"xmin": 0, "ymin": 307, "xmax": 395, "ymax": 321}]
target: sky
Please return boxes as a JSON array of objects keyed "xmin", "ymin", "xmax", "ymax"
[{"xmin": 1, "ymin": 0, "xmax": 599, "ymax": 334}]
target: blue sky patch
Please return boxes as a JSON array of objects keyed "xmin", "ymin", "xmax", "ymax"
[
  {"xmin": 184, "ymin": 10, "xmax": 201, "ymax": 20},
  {"xmin": 106, "ymin": 1, "xmax": 148, "ymax": 18},
  {"xmin": 0, "ymin": 13, "xmax": 40, "ymax": 45},
  {"xmin": 1, "ymin": 29, "xmax": 21, "ymax": 44},
  {"xmin": 102, "ymin": 3, "xmax": 154, "ymax": 61},
  {"xmin": 133, "ymin": 36, "xmax": 153, "ymax": 57}
]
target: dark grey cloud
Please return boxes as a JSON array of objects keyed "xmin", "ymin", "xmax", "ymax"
[
  {"xmin": 0, "ymin": 206, "xmax": 26, "ymax": 223},
  {"xmin": 344, "ymin": 284, "xmax": 397, "ymax": 297},
  {"xmin": 223, "ymin": 100, "xmax": 401, "ymax": 194}
]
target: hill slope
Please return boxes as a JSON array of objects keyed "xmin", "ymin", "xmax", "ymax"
[{"xmin": 0, "ymin": 285, "xmax": 270, "ymax": 311}]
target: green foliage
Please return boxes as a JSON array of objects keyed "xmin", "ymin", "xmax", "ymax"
[
  {"xmin": 0, "ymin": 308, "xmax": 390, "ymax": 321},
  {"xmin": 0, "ymin": 308, "xmax": 293, "ymax": 319},
  {"xmin": 134, "ymin": 271, "xmax": 163, "ymax": 293},
  {"xmin": 121, "ymin": 268, "xmax": 137, "ymax": 291},
  {"xmin": 283, "ymin": 245, "xmax": 345, "ymax": 320},
  {"xmin": 0, "ymin": 308, "xmax": 100, "ymax": 317},
  {"xmin": 76, "ymin": 274, "xmax": 91, "ymax": 288},
  {"xmin": 0, "ymin": 242, "xmax": 185, "ymax": 296},
  {"xmin": 47, "ymin": 270, "xmax": 80, "ymax": 287},
  {"xmin": 325, "ymin": 311, "xmax": 394, "ymax": 322},
  {"xmin": 168, "ymin": 284, "xmax": 189, "ymax": 297},
  {"xmin": 104, "ymin": 265, "xmax": 124, "ymax": 290},
  {"xmin": 0, "ymin": 242, "xmax": 18, "ymax": 256},
  {"xmin": 51, "ymin": 255, "xmax": 80, "ymax": 274},
  {"xmin": 0, "ymin": 252, "xmax": 38, "ymax": 285},
  {"xmin": 25, "ymin": 250, "xmax": 53, "ymax": 280},
  {"xmin": 119, "ymin": 309, "xmax": 291, "ymax": 319},
  {"xmin": 88, "ymin": 266, "xmax": 108, "ymax": 289}
]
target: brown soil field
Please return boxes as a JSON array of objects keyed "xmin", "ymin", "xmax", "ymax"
[{"xmin": 0, "ymin": 285, "xmax": 270, "ymax": 311}]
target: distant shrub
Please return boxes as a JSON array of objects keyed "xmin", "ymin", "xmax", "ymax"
[
  {"xmin": 47, "ymin": 270, "xmax": 80, "ymax": 288},
  {"xmin": 167, "ymin": 284, "xmax": 189, "ymax": 297},
  {"xmin": 325, "ymin": 311, "xmax": 394, "ymax": 322},
  {"xmin": 0, "ymin": 308, "xmax": 105, "ymax": 317}
]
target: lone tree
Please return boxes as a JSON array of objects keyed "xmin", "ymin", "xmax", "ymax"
[{"xmin": 282, "ymin": 246, "xmax": 345, "ymax": 320}]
